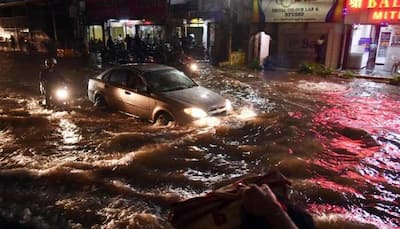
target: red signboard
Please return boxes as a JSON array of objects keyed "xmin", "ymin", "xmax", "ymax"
[
  {"xmin": 86, "ymin": 0, "xmax": 167, "ymax": 21},
  {"xmin": 347, "ymin": 0, "xmax": 400, "ymax": 21}
]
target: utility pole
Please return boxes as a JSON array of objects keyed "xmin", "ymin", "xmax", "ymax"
[
  {"xmin": 50, "ymin": 0, "xmax": 58, "ymax": 41},
  {"xmin": 227, "ymin": 0, "xmax": 232, "ymax": 59},
  {"xmin": 167, "ymin": 0, "xmax": 171, "ymax": 39}
]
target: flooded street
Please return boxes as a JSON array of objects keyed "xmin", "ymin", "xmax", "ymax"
[{"xmin": 0, "ymin": 55, "xmax": 399, "ymax": 228}]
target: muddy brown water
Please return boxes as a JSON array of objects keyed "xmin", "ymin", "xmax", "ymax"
[{"xmin": 0, "ymin": 60, "xmax": 399, "ymax": 228}]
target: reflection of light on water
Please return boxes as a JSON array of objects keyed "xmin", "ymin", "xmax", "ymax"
[
  {"xmin": 58, "ymin": 119, "xmax": 81, "ymax": 144},
  {"xmin": 297, "ymin": 81, "xmax": 348, "ymax": 93},
  {"xmin": 237, "ymin": 107, "xmax": 257, "ymax": 120},
  {"xmin": 13, "ymin": 154, "xmax": 37, "ymax": 166},
  {"xmin": 183, "ymin": 168, "xmax": 225, "ymax": 183},
  {"xmin": 194, "ymin": 117, "xmax": 221, "ymax": 127},
  {"xmin": 310, "ymin": 85, "xmax": 400, "ymax": 228},
  {"xmin": 159, "ymin": 185, "xmax": 199, "ymax": 199},
  {"xmin": 0, "ymin": 129, "xmax": 14, "ymax": 147},
  {"xmin": 309, "ymin": 205, "xmax": 391, "ymax": 229},
  {"xmin": 183, "ymin": 167, "xmax": 248, "ymax": 185},
  {"xmin": 26, "ymin": 99, "xmax": 53, "ymax": 115}
]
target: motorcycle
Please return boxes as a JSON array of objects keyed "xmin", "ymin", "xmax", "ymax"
[
  {"xmin": 176, "ymin": 53, "xmax": 200, "ymax": 77},
  {"xmin": 40, "ymin": 81, "xmax": 71, "ymax": 109}
]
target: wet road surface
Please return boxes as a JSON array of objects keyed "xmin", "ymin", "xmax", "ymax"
[{"xmin": 0, "ymin": 54, "xmax": 399, "ymax": 228}]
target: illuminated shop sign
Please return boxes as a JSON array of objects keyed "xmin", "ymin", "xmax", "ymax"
[
  {"xmin": 260, "ymin": 0, "xmax": 344, "ymax": 22},
  {"xmin": 347, "ymin": 0, "xmax": 400, "ymax": 21}
]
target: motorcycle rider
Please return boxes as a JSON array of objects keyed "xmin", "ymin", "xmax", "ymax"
[{"xmin": 39, "ymin": 58, "xmax": 64, "ymax": 106}]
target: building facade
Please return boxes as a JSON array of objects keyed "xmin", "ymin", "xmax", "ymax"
[
  {"xmin": 255, "ymin": 0, "xmax": 345, "ymax": 69},
  {"xmin": 85, "ymin": 0, "xmax": 168, "ymax": 51},
  {"xmin": 0, "ymin": 0, "xmax": 84, "ymax": 52},
  {"xmin": 343, "ymin": 0, "xmax": 400, "ymax": 73},
  {"xmin": 170, "ymin": 0, "xmax": 253, "ymax": 64}
]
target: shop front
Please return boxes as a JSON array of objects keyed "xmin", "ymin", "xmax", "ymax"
[
  {"xmin": 178, "ymin": 6, "xmax": 224, "ymax": 60},
  {"xmin": 106, "ymin": 19, "xmax": 165, "ymax": 44},
  {"xmin": 259, "ymin": 0, "xmax": 345, "ymax": 68},
  {"xmin": 183, "ymin": 18, "xmax": 209, "ymax": 51},
  {"xmin": 85, "ymin": 0, "xmax": 167, "ymax": 50},
  {"xmin": 0, "ymin": 16, "xmax": 31, "ymax": 51},
  {"xmin": 344, "ymin": 0, "xmax": 400, "ymax": 73}
]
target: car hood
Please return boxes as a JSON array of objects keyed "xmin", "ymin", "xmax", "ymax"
[{"xmin": 161, "ymin": 86, "xmax": 225, "ymax": 110}]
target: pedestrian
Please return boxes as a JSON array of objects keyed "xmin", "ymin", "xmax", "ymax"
[
  {"xmin": 144, "ymin": 33, "xmax": 152, "ymax": 46},
  {"xmin": 106, "ymin": 36, "xmax": 114, "ymax": 51},
  {"xmin": 10, "ymin": 35, "xmax": 16, "ymax": 52},
  {"xmin": 315, "ymin": 35, "xmax": 326, "ymax": 64},
  {"xmin": 125, "ymin": 34, "xmax": 132, "ymax": 51},
  {"xmin": 117, "ymin": 34, "xmax": 123, "ymax": 43},
  {"xmin": 18, "ymin": 36, "xmax": 24, "ymax": 52}
]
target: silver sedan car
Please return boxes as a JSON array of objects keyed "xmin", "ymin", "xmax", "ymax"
[{"xmin": 88, "ymin": 64, "xmax": 232, "ymax": 125}]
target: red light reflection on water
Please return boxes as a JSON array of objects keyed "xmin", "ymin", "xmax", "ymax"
[
  {"xmin": 308, "ymin": 203, "xmax": 347, "ymax": 215},
  {"xmin": 309, "ymin": 177, "xmax": 361, "ymax": 195},
  {"xmin": 314, "ymin": 95, "xmax": 400, "ymax": 134},
  {"xmin": 309, "ymin": 89, "xmax": 400, "ymax": 228}
]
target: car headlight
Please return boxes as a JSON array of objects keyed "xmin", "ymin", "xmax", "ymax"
[
  {"xmin": 189, "ymin": 63, "xmax": 199, "ymax": 72},
  {"xmin": 55, "ymin": 87, "xmax": 69, "ymax": 100},
  {"xmin": 225, "ymin": 99, "xmax": 233, "ymax": 112},
  {"xmin": 184, "ymin": 107, "xmax": 208, "ymax": 119}
]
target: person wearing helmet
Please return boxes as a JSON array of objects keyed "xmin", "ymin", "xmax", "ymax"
[{"xmin": 39, "ymin": 58, "xmax": 64, "ymax": 106}]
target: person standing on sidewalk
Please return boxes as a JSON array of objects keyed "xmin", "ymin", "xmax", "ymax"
[{"xmin": 315, "ymin": 35, "xmax": 326, "ymax": 64}]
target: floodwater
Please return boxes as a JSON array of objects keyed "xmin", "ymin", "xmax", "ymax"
[{"xmin": 0, "ymin": 57, "xmax": 399, "ymax": 228}]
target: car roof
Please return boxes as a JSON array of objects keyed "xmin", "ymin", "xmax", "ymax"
[{"xmin": 120, "ymin": 63, "xmax": 176, "ymax": 73}]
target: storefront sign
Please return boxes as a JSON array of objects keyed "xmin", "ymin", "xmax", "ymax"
[
  {"xmin": 261, "ymin": 0, "xmax": 343, "ymax": 22},
  {"xmin": 347, "ymin": 0, "xmax": 400, "ymax": 22}
]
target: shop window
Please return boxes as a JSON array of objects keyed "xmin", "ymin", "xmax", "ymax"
[
  {"xmin": 111, "ymin": 27, "xmax": 124, "ymax": 41},
  {"xmin": 89, "ymin": 25, "xmax": 103, "ymax": 41}
]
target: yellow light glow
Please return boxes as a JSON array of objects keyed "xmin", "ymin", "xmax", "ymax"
[
  {"xmin": 225, "ymin": 100, "xmax": 233, "ymax": 112},
  {"xmin": 194, "ymin": 117, "xmax": 221, "ymax": 127},
  {"xmin": 190, "ymin": 63, "xmax": 199, "ymax": 72},
  {"xmin": 0, "ymin": 26, "xmax": 12, "ymax": 39},
  {"xmin": 237, "ymin": 107, "xmax": 257, "ymax": 120},
  {"xmin": 190, "ymin": 18, "xmax": 204, "ymax": 24},
  {"xmin": 55, "ymin": 88, "xmax": 69, "ymax": 100},
  {"xmin": 184, "ymin": 107, "xmax": 208, "ymax": 119}
]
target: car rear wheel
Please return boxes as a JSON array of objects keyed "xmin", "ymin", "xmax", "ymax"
[{"xmin": 155, "ymin": 112, "xmax": 174, "ymax": 126}]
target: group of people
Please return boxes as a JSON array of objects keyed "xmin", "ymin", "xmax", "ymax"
[{"xmin": 105, "ymin": 33, "xmax": 159, "ymax": 53}]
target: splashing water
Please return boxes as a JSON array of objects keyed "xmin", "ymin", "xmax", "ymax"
[{"xmin": 0, "ymin": 68, "xmax": 399, "ymax": 228}]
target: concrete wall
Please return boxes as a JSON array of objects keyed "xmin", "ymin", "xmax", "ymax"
[{"xmin": 269, "ymin": 22, "xmax": 343, "ymax": 69}]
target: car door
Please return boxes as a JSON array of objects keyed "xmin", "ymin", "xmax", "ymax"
[
  {"xmin": 120, "ymin": 70, "xmax": 151, "ymax": 119},
  {"xmin": 98, "ymin": 70, "xmax": 114, "ymax": 106},
  {"xmin": 107, "ymin": 69, "xmax": 129, "ymax": 110}
]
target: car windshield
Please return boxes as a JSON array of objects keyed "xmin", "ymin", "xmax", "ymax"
[{"xmin": 145, "ymin": 69, "xmax": 197, "ymax": 92}]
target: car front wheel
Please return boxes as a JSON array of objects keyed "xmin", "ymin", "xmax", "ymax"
[{"xmin": 155, "ymin": 112, "xmax": 174, "ymax": 126}]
